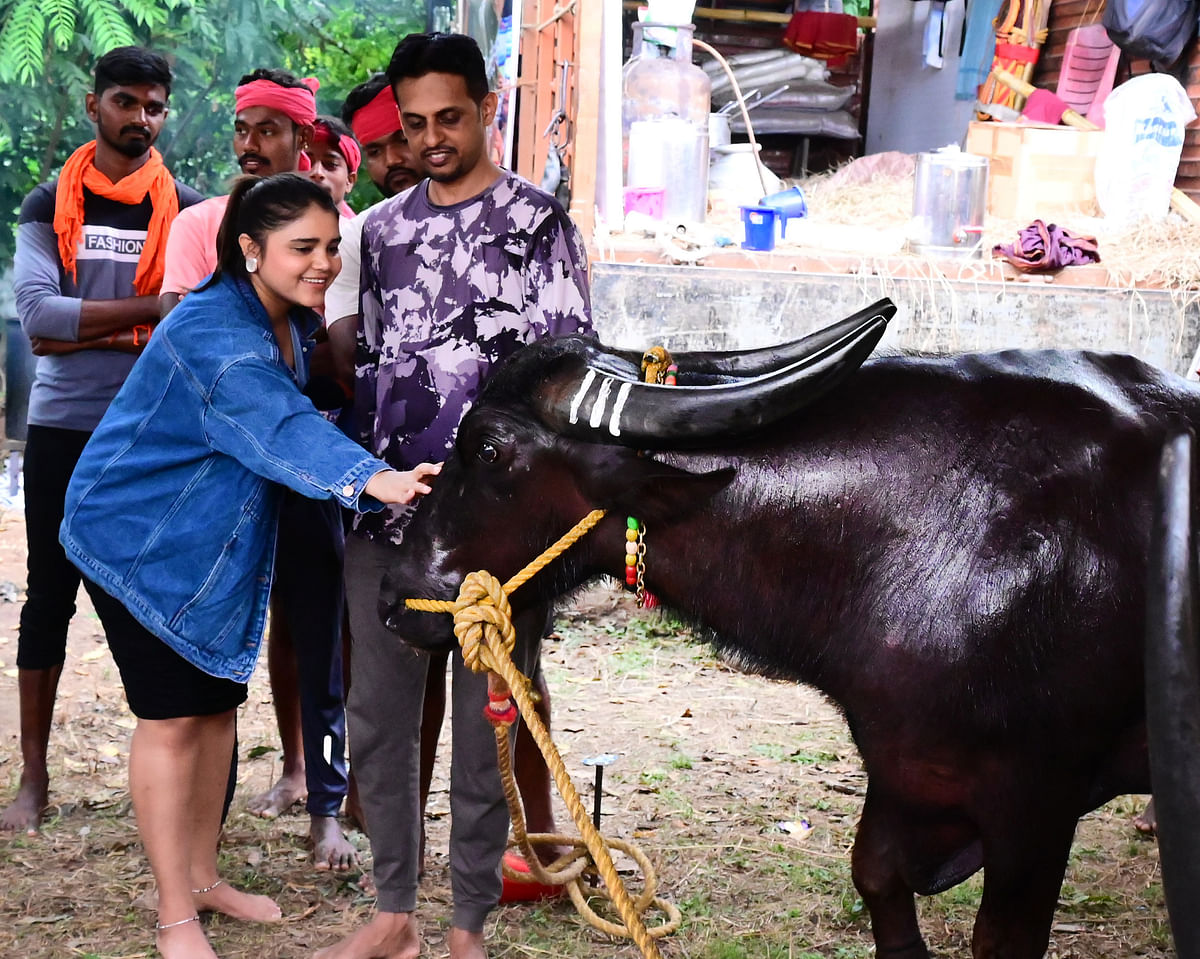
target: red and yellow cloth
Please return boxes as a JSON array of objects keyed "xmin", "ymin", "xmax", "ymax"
[{"xmin": 784, "ymin": 12, "xmax": 859, "ymax": 68}]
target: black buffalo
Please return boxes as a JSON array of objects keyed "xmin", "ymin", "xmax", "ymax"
[{"xmin": 380, "ymin": 299, "xmax": 1196, "ymax": 958}]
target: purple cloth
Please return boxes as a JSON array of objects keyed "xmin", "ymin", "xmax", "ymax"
[{"xmin": 992, "ymin": 219, "xmax": 1100, "ymax": 272}]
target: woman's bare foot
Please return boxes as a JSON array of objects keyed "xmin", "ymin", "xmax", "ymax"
[
  {"xmin": 312, "ymin": 815, "xmax": 358, "ymax": 871},
  {"xmin": 1134, "ymin": 797, "xmax": 1157, "ymax": 836},
  {"xmin": 314, "ymin": 910, "xmax": 420, "ymax": 958},
  {"xmin": 447, "ymin": 927, "xmax": 487, "ymax": 959},
  {"xmin": 247, "ymin": 771, "xmax": 306, "ymax": 819},
  {"xmin": 156, "ymin": 915, "xmax": 218, "ymax": 959},
  {"xmin": 192, "ymin": 879, "xmax": 282, "ymax": 923},
  {"xmin": 0, "ymin": 773, "xmax": 48, "ymax": 835}
]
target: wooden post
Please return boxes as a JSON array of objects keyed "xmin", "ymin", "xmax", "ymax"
[
  {"xmin": 570, "ymin": 0, "xmax": 603, "ymax": 237},
  {"xmin": 515, "ymin": 0, "xmax": 545, "ymax": 182}
]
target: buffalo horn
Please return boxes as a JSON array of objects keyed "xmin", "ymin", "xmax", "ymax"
[
  {"xmin": 598, "ymin": 297, "xmax": 897, "ymax": 381},
  {"xmin": 533, "ymin": 303, "xmax": 890, "ymax": 448},
  {"xmin": 1145, "ymin": 430, "xmax": 1200, "ymax": 958}
]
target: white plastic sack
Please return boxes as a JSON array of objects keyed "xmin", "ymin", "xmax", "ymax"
[{"xmin": 1095, "ymin": 74, "xmax": 1196, "ymax": 223}]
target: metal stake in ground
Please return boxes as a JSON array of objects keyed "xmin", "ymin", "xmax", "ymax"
[{"xmin": 582, "ymin": 753, "xmax": 619, "ymax": 830}]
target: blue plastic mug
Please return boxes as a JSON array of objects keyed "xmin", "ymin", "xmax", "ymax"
[
  {"xmin": 758, "ymin": 186, "xmax": 808, "ymax": 238},
  {"xmin": 740, "ymin": 206, "xmax": 778, "ymax": 251}
]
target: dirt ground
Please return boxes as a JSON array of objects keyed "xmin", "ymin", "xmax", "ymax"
[{"xmin": 0, "ymin": 500, "xmax": 1175, "ymax": 959}]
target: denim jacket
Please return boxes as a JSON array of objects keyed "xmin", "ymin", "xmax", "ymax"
[{"xmin": 60, "ymin": 274, "xmax": 388, "ymax": 681}]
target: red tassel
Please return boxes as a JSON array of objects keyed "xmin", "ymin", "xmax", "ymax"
[{"xmin": 483, "ymin": 700, "xmax": 518, "ymax": 725}]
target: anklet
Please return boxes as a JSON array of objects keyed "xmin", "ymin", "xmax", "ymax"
[
  {"xmin": 156, "ymin": 914, "xmax": 200, "ymax": 931},
  {"xmin": 191, "ymin": 879, "xmax": 224, "ymax": 895}
]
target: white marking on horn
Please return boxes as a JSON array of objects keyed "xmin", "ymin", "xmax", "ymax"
[
  {"xmin": 589, "ymin": 377, "xmax": 614, "ymax": 429},
  {"xmin": 609, "ymin": 382, "xmax": 632, "ymax": 436},
  {"xmin": 568, "ymin": 369, "xmax": 597, "ymax": 424}
]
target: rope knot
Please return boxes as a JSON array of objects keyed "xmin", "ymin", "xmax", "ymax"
[{"xmin": 452, "ymin": 570, "xmax": 517, "ymax": 674}]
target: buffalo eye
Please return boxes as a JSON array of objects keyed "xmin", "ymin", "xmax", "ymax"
[{"xmin": 477, "ymin": 441, "xmax": 499, "ymax": 464}]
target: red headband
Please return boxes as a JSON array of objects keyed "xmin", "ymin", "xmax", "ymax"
[
  {"xmin": 313, "ymin": 122, "xmax": 362, "ymax": 172},
  {"xmin": 350, "ymin": 85, "xmax": 402, "ymax": 146},
  {"xmin": 234, "ymin": 76, "xmax": 319, "ymax": 127}
]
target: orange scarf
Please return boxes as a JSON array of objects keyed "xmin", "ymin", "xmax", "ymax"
[{"xmin": 53, "ymin": 141, "xmax": 179, "ymax": 296}]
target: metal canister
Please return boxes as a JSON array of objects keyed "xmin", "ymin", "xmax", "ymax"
[{"xmin": 910, "ymin": 151, "xmax": 989, "ymax": 258}]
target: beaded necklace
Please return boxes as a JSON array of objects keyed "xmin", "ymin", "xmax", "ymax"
[{"xmin": 623, "ymin": 359, "xmax": 675, "ymax": 610}]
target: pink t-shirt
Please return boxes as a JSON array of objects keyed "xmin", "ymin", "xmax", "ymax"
[{"xmin": 159, "ymin": 195, "xmax": 228, "ymax": 296}]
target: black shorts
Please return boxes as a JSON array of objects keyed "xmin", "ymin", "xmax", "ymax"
[{"xmin": 84, "ymin": 578, "xmax": 248, "ymax": 720}]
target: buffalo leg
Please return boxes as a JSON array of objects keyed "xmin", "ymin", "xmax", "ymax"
[
  {"xmin": 970, "ymin": 804, "xmax": 1076, "ymax": 959},
  {"xmin": 851, "ymin": 790, "xmax": 930, "ymax": 959},
  {"xmin": 1145, "ymin": 431, "xmax": 1200, "ymax": 958}
]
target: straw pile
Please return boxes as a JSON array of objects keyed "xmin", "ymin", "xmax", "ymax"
[
  {"xmin": 607, "ymin": 151, "xmax": 1200, "ymax": 305},
  {"xmin": 789, "ymin": 161, "xmax": 1200, "ymax": 295}
]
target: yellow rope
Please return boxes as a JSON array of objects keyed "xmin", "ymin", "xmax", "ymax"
[{"xmin": 404, "ymin": 508, "xmax": 681, "ymax": 956}]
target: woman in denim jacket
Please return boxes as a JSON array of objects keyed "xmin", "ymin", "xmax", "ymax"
[{"xmin": 59, "ymin": 173, "xmax": 439, "ymax": 959}]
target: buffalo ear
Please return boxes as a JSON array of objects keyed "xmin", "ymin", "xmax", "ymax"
[{"xmin": 586, "ymin": 459, "xmax": 736, "ymax": 524}]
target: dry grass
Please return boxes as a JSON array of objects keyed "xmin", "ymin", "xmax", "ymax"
[{"xmin": 795, "ymin": 163, "xmax": 1200, "ymax": 298}]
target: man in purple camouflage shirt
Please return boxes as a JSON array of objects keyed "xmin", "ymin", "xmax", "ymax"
[{"xmin": 318, "ymin": 32, "xmax": 592, "ymax": 959}]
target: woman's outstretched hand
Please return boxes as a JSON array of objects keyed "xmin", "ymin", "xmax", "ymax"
[{"xmin": 364, "ymin": 462, "xmax": 442, "ymax": 505}]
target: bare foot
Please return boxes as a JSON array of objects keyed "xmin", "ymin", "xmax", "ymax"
[
  {"xmin": 447, "ymin": 927, "xmax": 487, "ymax": 959},
  {"xmin": 357, "ymin": 868, "xmax": 377, "ymax": 898},
  {"xmin": 156, "ymin": 915, "xmax": 218, "ymax": 959},
  {"xmin": 247, "ymin": 771, "xmax": 306, "ymax": 819},
  {"xmin": 312, "ymin": 815, "xmax": 358, "ymax": 871},
  {"xmin": 193, "ymin": 879, "xmax": 282, "ymax": 923},
  {"xmin": 314, "ymin": 910, "xmax": 420, "ymax": 958},
  {"xmin": 1134, "ymin": 797, "xmax": 1157, "ymax": 837},
  {"xmin": 0, "ymin": 773, "xmax": 48, "ymax": 835}
]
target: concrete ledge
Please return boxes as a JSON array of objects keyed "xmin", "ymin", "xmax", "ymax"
[{"xmin": 591, "ymin": 261, "xmax": 1200, "ymax": 376}]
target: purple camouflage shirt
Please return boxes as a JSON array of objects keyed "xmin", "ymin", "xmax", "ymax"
[{"xmin": 355, "ymin": 171, "xmax": 593, "ymax": 543}]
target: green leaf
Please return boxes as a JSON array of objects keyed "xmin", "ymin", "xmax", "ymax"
[
  {"xmin": 245, "ymin": 745, "xmax": 276, "ymax": 759},
  {"xmin": 80, "ymin": 0, "xmax": 137, "ymax": 54},
  {"xmin": 117, "ymin": 0, "xmax": 170, "ymax": 29},
  {"xmin": 0, "ymin": 0, "xmax": 47, "ymax": 84},
  {"xmin": 45, "ymin": 0, "xmax": 80, "ymax": 47}
]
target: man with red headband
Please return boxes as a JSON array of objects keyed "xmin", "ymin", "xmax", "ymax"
[
  {"xmin": 157, "ymin": 67, "xmax": 361, "ymax": 875},
  {"xmin": 158, "ymin": 68, "xmax": 319, "ymax": 313},
  {"xmin": 308, "ymin": 115, "xmax": 361, "ymax": 219},
  {"xmin": 3, "ymin": 46, "xmax": 202, "ymax": 835}
]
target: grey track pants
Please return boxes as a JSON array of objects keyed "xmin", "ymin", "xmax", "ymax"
[{"xmin": 344, "ymin": 533, "xmax": 542, "ymax": 931}]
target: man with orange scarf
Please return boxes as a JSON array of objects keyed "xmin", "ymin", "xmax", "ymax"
[{"xmin": 3, "ymin": 46, "xmax": 202, "ymax": 834}]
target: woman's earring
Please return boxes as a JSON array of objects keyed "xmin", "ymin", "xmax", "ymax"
[{"xmin": 245, "ymin": 256, "xmax": 258, "ymax": 273}]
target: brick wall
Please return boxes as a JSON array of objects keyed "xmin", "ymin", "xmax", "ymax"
[{"xmin": 1032, "ymin": 0, "xmax": 1200, "ymax": 201}]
